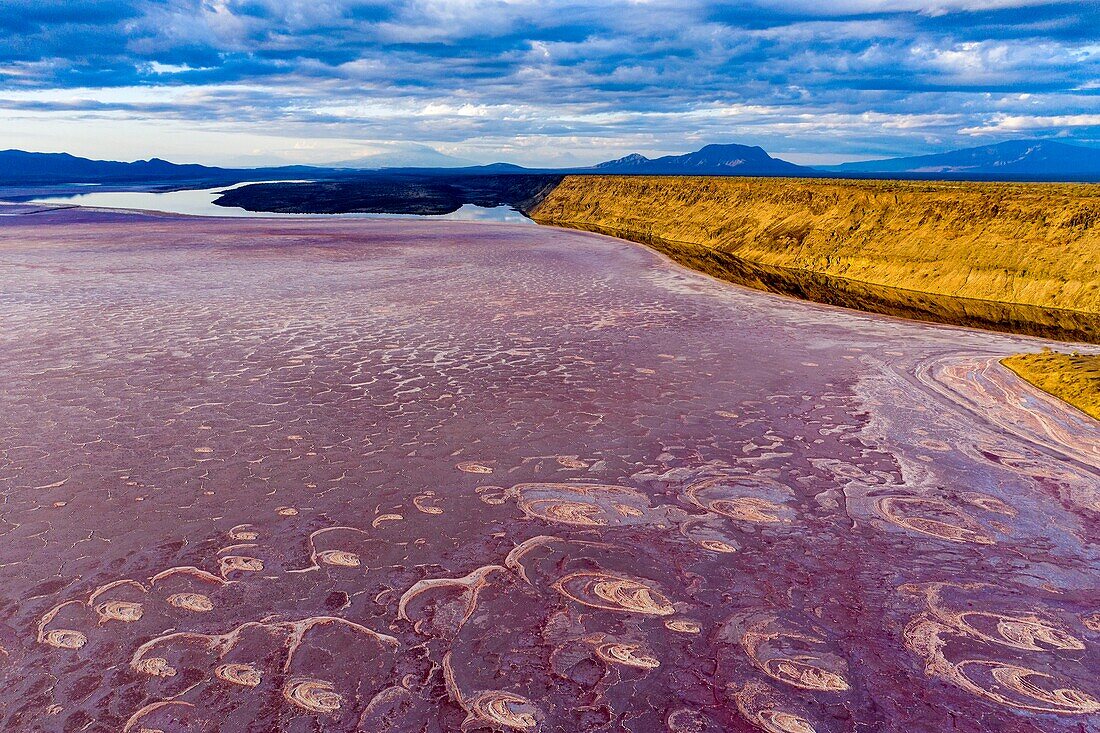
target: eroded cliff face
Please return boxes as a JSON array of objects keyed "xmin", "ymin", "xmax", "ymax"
[
  {"xmin": 1002, "ymin": 351, "xmax": 1100, "ymax": 420},
  {"xmin": 530, "ymin": 175, "xmax": 1100, "ymax": 342}
]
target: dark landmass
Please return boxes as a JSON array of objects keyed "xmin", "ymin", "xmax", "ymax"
[
  {"xmin": 214, "ymin": 173, "xmax": 564, "ymax": 215},
  {"xmin": 826, "ymin": 139, "xmax": 1100, "ymax": 178}
]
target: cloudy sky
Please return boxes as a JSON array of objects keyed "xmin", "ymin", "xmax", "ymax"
[{"xmin": 1, "ymin": 0, "xmax": 1097, "ymax": 167}]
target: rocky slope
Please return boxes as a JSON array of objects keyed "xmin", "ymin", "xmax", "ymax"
[
  {"xmin": 1002, "ymin": 351, "xmax": 1100, "ymax": 419},
  {"xmin": 530, "ymin": 175, "xmax": 1100, "ymax": 342}
]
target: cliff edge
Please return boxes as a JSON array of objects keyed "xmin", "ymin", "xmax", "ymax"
[{"xmin": 530, "ymin": 175, "xmax": 1100, "ymax": 343}]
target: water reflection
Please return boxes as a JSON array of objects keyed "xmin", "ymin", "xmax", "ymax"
[{"xmin": 31, "ymin": 182, "xmax": 533, "ymax": 223}]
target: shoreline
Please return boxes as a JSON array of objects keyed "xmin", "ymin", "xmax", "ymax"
[
  {"xmin": 533, "ymin": 217, "xmax": 1100, "ymax": 344},
  {"xmin": 530, "ymin": 175, "xmax": 1100, "ymax": 345}
]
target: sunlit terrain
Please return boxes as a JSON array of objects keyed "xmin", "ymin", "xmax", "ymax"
[
  {"xmin": 532, "ymin": 176, "xmax": 1100, "ymax": 342},
  {"xmin": 1, "ymin": 204, "xmax": 1096, "ymax": 732},
  {"xmin": 1003, "ymin": 351, "xmax": 1100, "ymax": 420}
]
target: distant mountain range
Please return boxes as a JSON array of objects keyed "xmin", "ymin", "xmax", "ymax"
[
  {"xmin": 2, "ymin": 139, "xmax": 1099, "ymax": 187},
  {"xmin": 825, "ymin": 140, "xmax": 1100, "ymax": 177},
  {"xmin": 0, "ymin": 149, "xmax": 326, "ymax": 186},
  {"xmin": 593, "ymin": 143, "xmax": 810, "ymax": 176}
]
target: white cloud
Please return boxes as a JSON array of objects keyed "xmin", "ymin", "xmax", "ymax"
[
  {"xmin": 1, "ymin": 0, "xmax": 1096, "ymax": 164},
  {"xmin": 960, "ymin": 113, "xmax": 1100, "ymax": 134}
]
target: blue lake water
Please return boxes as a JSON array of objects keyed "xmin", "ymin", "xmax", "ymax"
[{"xmin": 31, "ymin": 182, "xmax": 534, "ymax": 223}]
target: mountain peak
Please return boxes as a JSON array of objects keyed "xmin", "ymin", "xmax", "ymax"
[
  {"xmin": 594, "ymin": 153, "xmax": 651, "ymax": 169},
  {"xmin": 697, "ymin": 142, "xmax": 764, "ymax": 154},
  {"xmin": 593, "ymin": 142, "xmax": 806, "ymax": 175}
]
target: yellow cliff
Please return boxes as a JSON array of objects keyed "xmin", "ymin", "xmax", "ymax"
[
  {"xmin": 1002, "ymin": 351, "xmax": 1100, "ymax": 420},
  {"xmin": 530, "ymin": 175, "xmax": 1100, "ymax": 342}
]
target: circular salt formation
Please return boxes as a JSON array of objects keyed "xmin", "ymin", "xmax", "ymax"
[
  {"xmin": 711, "ymin": 497, "xmax": 786, "ymax": 523},
  {"xmin": 167, "ymin": 593, "xmax": 214, "ymax": 612},
  {"xmin": 216, "ymin": 663, "xmax": 262, "ymax": 687},
  {"xmin": 553, "ymin": 571, "xmax": 675, "ymax": 616},
  {"xmin": 592, "ymin": 640, "xmax": 660, "ymax": 670},
  {"xmin": 529, "ymin": 500, "xmax": 605, "ymax": 526},
  {"xmin": 762, "ymin": 658, "xmax": 850, "ymax": 692},
  {"xmin": 958, "ymin": 612, "xmax": 1084, "ymax": 652},
  {"xmin": 685, "ymin": 476, "xmax": 793, "ymax": 523},
  {"xmin": 904, "ymin": 612, "xmax": 1098, "ymax": 715},
  {"xmin": 220, "ymin": 556, "xmax": 264, "ymax": 577},
  {"xmin": 317, "ymin": 549, "xmax": 361, "ymax": 568},
  {"xmin": 758, "ymin": 711, "xmax": 817, "ymax": 733},
  {"xmin": 283, "ymin": 678, "xmax": 342, "ymax": 713},
  {"xmin": 666, "ymin": 708, "xmax": 708, "ymax": 733},
  {"xmin": 413, "ymin": 492, "xmax": 444, "ymax": 514},
  {"xmin": 42, "ymin": 629, "xmax": 86, "ymax": 650},
  {"xmin": 680, "ymin": 515, "xmax": 741, "ymax": 554},
  {"xmin": 468, "ymin": 691, "xmax": 540, "ymax": 731},
  {"xmin": 665, "ymin": 619, "xmax": 702, "ymax": 634},
  {"xmin": 954, "ymin": 660, "xmax": 1100, "ymax": 714},
  {"xmin": 513, "ymin": 483, "xmax": 653, "ymax": 527},
  {"xmin": 95, "ymin": 600, "xmax": 143, "ymax": 623},
  {"xmin": 476, "ymin": 486, "xmax": 511, "ymax": 505},
  {"xmin": 738, "ymin": 615, "xmax": 851, "ymax": 694},
  {"xmin": 733, "ymin": 680, "xmax": 818, "ymax": 733},
  {"xmin": 229, "ymin": 524, "xmax": 259, "ymax": 541},
  {"xmin": 875, "ymin": 496, "xmax": 994, "ymax": 544},
  {"xmin": 135, "ymin": 657, "xmax": 177, "ymax": 678}
]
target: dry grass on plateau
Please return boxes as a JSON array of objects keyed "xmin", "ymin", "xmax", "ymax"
[
  {"xmin": 1002, "ymin": 351, "xmax": 1100, "ymax": 420},
  {"xmin": 530, "ymin": 176, "xmax": 1100, "ymax": 342}
]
